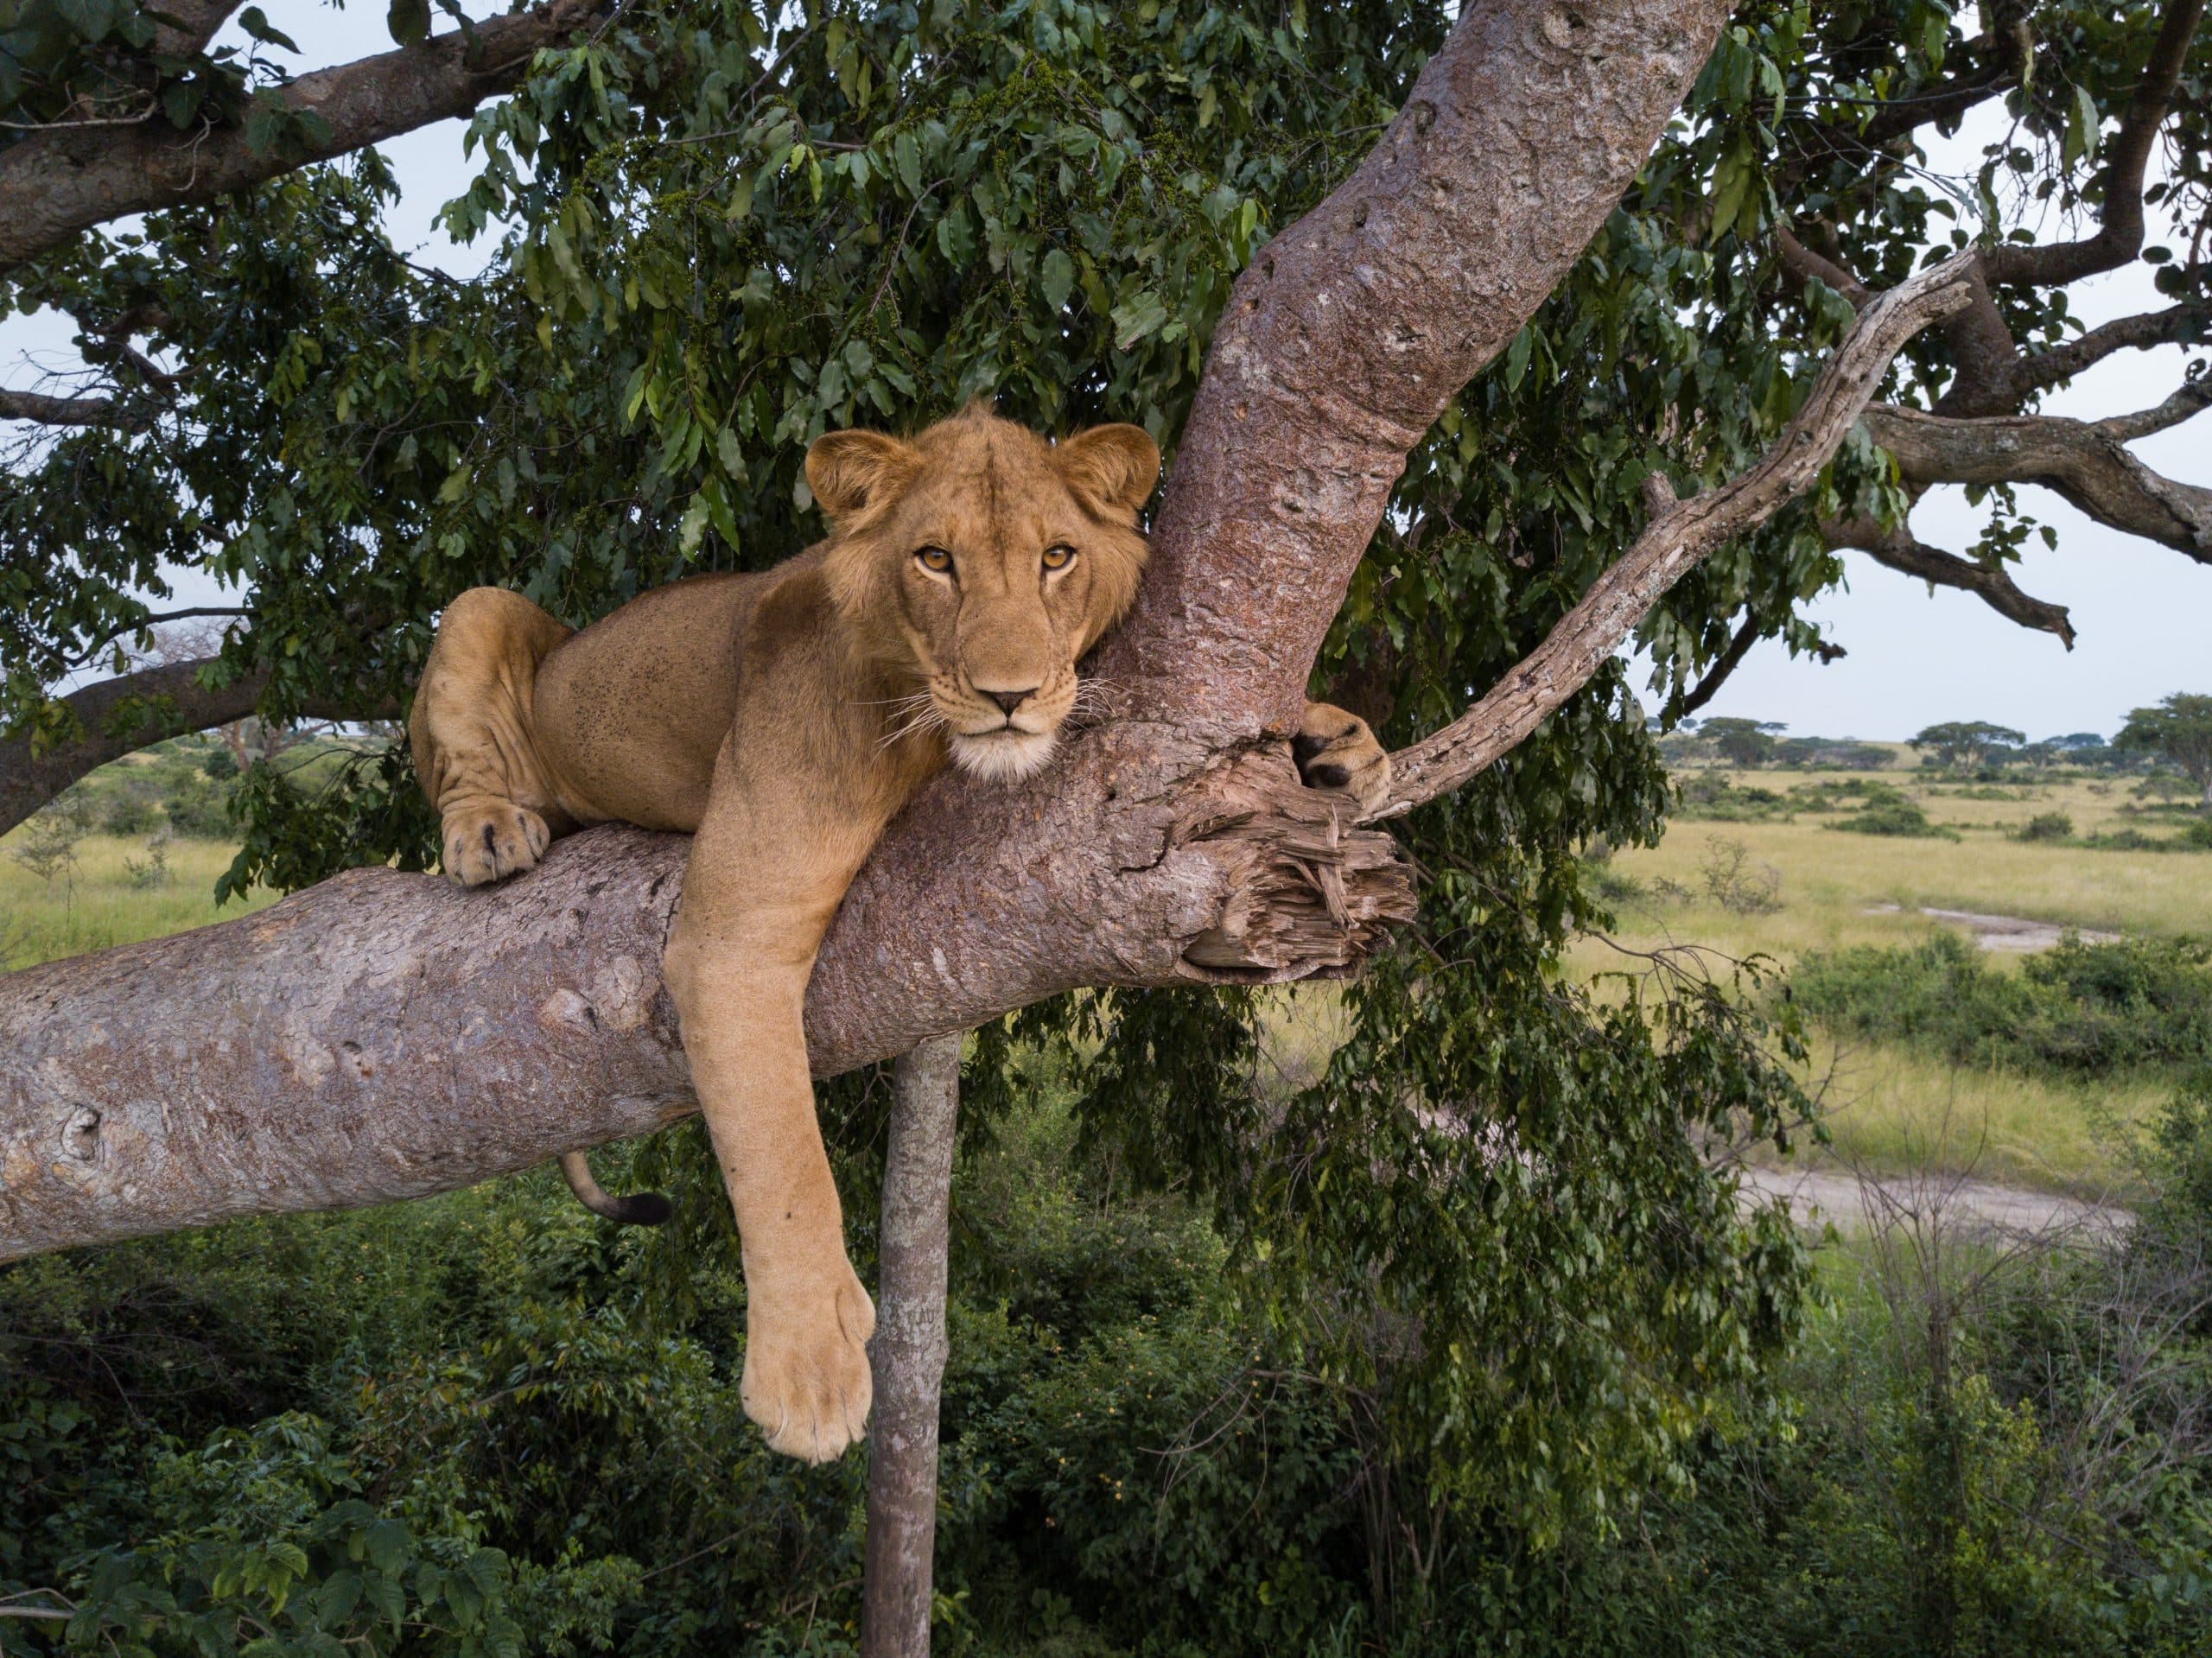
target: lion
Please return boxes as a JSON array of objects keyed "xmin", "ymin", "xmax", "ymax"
[{"xmin": 407, "ymin": 404, "xmax": 1390, "ymax": 1462}]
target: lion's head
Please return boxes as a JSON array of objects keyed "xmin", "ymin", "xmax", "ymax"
[{"xmin": 805, "ymin": 404, "xmax": 1157, "ymax": 781}]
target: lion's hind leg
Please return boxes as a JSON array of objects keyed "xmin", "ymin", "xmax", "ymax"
[{"xmin": 409, "ymin": 588, "xmax": 575, "ymax": 887}]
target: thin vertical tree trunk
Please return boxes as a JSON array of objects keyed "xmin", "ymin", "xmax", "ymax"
[{"xmin": 861, "ymin": 1032, "xmax": 963, "ymax": 1658}]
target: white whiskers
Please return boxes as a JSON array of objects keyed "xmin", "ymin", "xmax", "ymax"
[{"xmin": 878, "ymin": 695, "xmax": 949, "ymax": 751}]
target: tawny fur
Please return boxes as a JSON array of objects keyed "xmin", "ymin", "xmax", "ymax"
[{"xmin": 408, "ymin": 406, "xmax": 1389, "ymax": 1464}]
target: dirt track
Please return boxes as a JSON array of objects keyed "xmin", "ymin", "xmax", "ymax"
[{"xmin": 1738, "ymin": 1163, "xmax": 2131, "ymax": 1238}]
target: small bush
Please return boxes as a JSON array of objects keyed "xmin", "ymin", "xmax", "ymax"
[
  {"xmin": 1830, "ymin": 797, "xmax": 1948, "ymax": 837},
  {"xmin": 2015, "ymin": 811, "xmax": 2074, "ymax": 842},
  {"xmin": 1700, "ymin": 835, "xmax": 1782, "ymax": 913},
  {"xmin": 98, "ymin": 792, "xmax": 159, "ymax": 835},
  {"xmin": 123, "ymin": 831, "xmax": 174, "ymax": 888},
  {"xmin": 162, "ymin": 772, "xmax": 236, "ymax": 838}
]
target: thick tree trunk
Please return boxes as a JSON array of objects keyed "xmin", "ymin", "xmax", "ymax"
[
  {"xmin": 861, "ymin": 1035, "xmax": 964, "ymax": 1658},
  {"xmin": 1, "ymin": 0, "xmax": 1737, "ymax": 1261}
]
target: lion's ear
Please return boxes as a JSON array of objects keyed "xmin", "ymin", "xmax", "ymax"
[
  {"xmin": 1057, "ymin": 423, "xmax": 1160, "ymax": 519},
  {"xmin": 805, "ymin": 429, "xmax": 916, "ymax": 524}
]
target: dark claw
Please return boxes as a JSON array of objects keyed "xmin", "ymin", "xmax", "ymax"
[
  {"xmin": 1306, "ymin": 762, "xmax": 1350, "ymax": 789},
  {"xmin": 1293, "ymin": 730, "xmax": 1328, "ymax": 762}
]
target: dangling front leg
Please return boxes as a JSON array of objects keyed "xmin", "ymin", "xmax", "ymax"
[
  {"xmin": 1294, "ymin": 701, "xmax": 1393, "ymax": 814},
  {"xmin": 664, "ymin": 744, "xmax": 886, "ymax": 1463}
]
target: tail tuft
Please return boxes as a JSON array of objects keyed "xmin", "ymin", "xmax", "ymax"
[
  {"xmin": 558, "ymin": 1150, "xmax": 673, "ymax": 1226},
  {"xmin": 601, "ymin": 1190, "xmax": 674, "ymax": 1226}
]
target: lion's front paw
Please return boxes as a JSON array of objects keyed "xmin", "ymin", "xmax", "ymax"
[
  {"xmin": 1294, "ymin": 702, "xmax": 1393, "ymax": 815},
  {"xmin": 741, "ymin": 1262, "xmax": 876, "ymax": 1464},
  {"xmin": 441, "ymin": 800, "xmax": 550, "ymax": 887}
]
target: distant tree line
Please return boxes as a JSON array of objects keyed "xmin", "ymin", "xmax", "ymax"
[{"xmin": 1659, "ymin": 693, "xmax": 2212, "ymax": 799}]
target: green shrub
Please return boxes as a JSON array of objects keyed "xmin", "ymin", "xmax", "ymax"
[
  {"xmin": 162, "ymin": 773, "xmax": 236, "ymax": 838},
  {"xmin": 1790, "ymin": 931, "xmax": 2212, "ymax": 1076},
  {"xmin": 1829, "ymin": 797, "xmax": 1948, "ymax": 837},
  {"xmin": 2016, "ymin": 811, "xmax": 2074, "ymax": 842}
]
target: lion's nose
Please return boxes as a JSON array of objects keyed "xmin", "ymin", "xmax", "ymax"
[{"xmin": 983, "ymin": 687, "xmax": 1036, "ymax": 717}]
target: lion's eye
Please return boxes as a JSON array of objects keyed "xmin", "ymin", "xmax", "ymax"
[
  {"xmin": 1041, "ymin": 544, "xmax": 1076, "ymax": 571},
  {"xmin": 915, "ymin": 546, "xmax": 953, "ymax": 575}
]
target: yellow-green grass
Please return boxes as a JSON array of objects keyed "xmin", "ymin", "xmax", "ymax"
[
  {"xmin": 1765, "ymin": 1034, "xmax": 2166, "ymax": 1197},
  {"xmin": 1567, "ymin": 767, "xmax": 2206, "ymax": 1197},
  {"xmin": 0, "ymin": 831, "xmax": 276, "ymax": 970},
  {"xmin": 1585, "ymin": 786, "xmax": 2212, "ymax": 971}
]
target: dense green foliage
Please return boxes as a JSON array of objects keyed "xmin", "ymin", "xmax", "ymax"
[
  {"xmin": 8, "ymin": 1071, "xmax": 2211, "ymax": 1655},
  {"xmin": 1793, "ymin": 931, "xmax": 2212, "ymax": 1077}
]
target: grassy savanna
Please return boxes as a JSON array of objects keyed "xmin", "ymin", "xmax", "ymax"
[
  {"xmin": 0, "ymin": 829, "xmax": 276, "ymax": 970},
  {"xmin": 1569, "ymin": 765, "xmax": 2212, "ymax": 1197}
]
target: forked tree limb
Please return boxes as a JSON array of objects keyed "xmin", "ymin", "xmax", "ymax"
[
  {"xmin": 1, "ymin": 0, "xmax": 1750, "ymax": 1260},
  {"xmin": 0, "ymin": 1, "xmax": 609, "ymax": 275},
  {"xmin": 1378, "ymin": 254, "xmax": 1978, "ymax": 812},
  {"xmin": 1980, "ymin": 0, "xmax": 2207, "ymax": 290}
]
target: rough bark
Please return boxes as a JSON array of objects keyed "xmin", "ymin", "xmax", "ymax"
[
  {"xmin": 860, "ymin": 1035, "xmax": 963, "ymax": 1658},
  {"xmin": 0, "ymin": 388, "xmax": 141, "ymax": 428},
  {"xmin": 0, "ymin": 1, "xmax": 607, "ymax": 275},
  {"xmin": 1, "ymin": 0, "xmax": 1740, "ymax": 1261}
]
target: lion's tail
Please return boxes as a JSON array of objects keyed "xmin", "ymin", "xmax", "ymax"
[{"xmin": 558, "ymin": 1151, "xmax": 674, "ymax": 1226}]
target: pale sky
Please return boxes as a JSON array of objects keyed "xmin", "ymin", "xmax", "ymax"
[{"xmin": 3, "ymin": 11, "xmax": 2205, "ymax": 742}]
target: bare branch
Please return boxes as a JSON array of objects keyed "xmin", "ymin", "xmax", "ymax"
[
  {"xmin": 2094, "ymin": 378, "xmax": 2212, "ymax": 441},
  {"xmin": 0, "ymin": 388, "xmax": 143, "ymax": 429},
  {"xmin": 1862, "ymin": 402, "xmax": 2212, "ymax": 562},
  {"xmin": 0, "ymin": 1, "xmax": 609, "ymax": 275},
  {"xmin": 2014, "ymin": 305, "xmax": 2207, "ymax": 392},
  {"xmin": 1379, "ymin": 254, "xmax": 1979, "ymax": 814},
  {"xmin": 1824, "ymin": 516, "xmax": 2077, "ymax": 647},
  {"xmin": 1675, "ymin": 614, "xmax": 1764, "ymax": 718}
]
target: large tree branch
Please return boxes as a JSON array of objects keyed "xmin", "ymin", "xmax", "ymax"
[
  {"xmin": 1380, "ymin": 255, "xmax": 1977, "ymax": 811},
  {"xmin": 0, "ymin": 0, "xmax": 1737, "ymax": 1261},
  {"xmin": 1861, "ymin": 400, "xmax": 2212, "ymax": 562},
  {"xmin": 0, "ymin": 387, "xmax": 144, "ymax": 428},
  {"xmin": 149, "ymin": 1, "xmax": 249, "ymax": 58},
  {"xmin": 1823, "ymin": 516, "xmax": 2078, "ymax": 646},
  {"xmin": 0, "ymin": 655, "xmax": 397, "ymax": 835},
  {"xmin": 0, "ymin": 1, "xmax": 607, "ymax": 275}
]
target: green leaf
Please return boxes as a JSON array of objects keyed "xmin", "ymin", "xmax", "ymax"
[
  {"xmin": 387, "ymin": 0, "xmax": 431, "ymax": 47},
  {"xmin": 1110, "ymin": 290, "xmax": 1169, "ymax": 350},
  {"xmin": 238, "ymin": 6, "xmax": 301, "ymax": 53},
  {"xmin": 364, "ymin": 1518, "xmax": 409, "ymax": 1576},
  {"xmin": 1039, "ymin": 248, "xmax": 1075, "ymax": 314}
]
